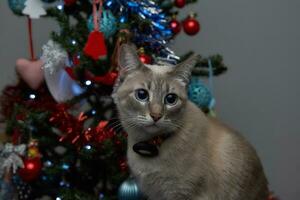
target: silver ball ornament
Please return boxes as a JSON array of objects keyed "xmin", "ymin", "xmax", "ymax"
[{"xmin": 118, "ymin": 178, "xmax": 142, "ymax": 200}]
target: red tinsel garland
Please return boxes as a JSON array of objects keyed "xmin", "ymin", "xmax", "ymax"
[{"xmin": 49, "ymin": 104, "xmax": 118, "ymax": 148}]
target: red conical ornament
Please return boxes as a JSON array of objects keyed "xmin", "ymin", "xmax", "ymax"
[
  {"xmin": 84, "ymin": 0, "xmax": 107, "ymax": 60},
  {"xmin": 183, "ymin": 13, "xmax": 201, "ymax": 36},
  {"xmin": 174, "ymin": 0, "xmax": 185, "ymax": 8},
  {"xmin": 84, "ymin": 31, "xmax": 107, "ymax": 60},
  {"xmin": 170, "ymin": 18, "xmax": 181, "ymax": 35}
]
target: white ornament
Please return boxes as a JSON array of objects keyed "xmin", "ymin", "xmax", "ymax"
[
  {"xmin": 41, "ymin": 40, "xmax": 84, "ymax": 102},
  {"xmin": 22, "ymin": 0, "xmax": 46, "ymax": 19},
  {"xmin": 0, "ymin": 143, "xmax": 26, "ymax": 176},
  {"xmin": 41, "ymin": 40, "xmax": 68, "ymax": 74}
]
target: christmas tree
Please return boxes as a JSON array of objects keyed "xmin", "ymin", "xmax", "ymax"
[{"xmin": 0, "ymin": 0, "xmax": 228, "ymax": 199}]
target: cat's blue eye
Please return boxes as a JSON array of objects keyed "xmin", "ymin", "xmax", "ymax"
[
  {"xmin": 135, "ymin": 89, "xmax": 149, "ymax": 102},
  {"xmin": 164, "ymin": 93, "xmax": 178, "ymax": 105}
]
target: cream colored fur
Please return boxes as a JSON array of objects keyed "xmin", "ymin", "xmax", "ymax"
[{"xmin": 113, "ymin": 44, "xmax": 268, "ymax": 200}]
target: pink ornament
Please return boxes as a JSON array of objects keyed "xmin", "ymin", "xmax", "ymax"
[{"xmin": 16, "ymin": 58, "xmax": 44, "ymax": 90}]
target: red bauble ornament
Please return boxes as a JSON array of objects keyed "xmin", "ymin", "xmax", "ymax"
[
  {"xmin": 84, "ymin": 31, "xmax": 107, "ymax": 60},
  {"xmin": 64, "ymin": 0, "xmax": 77, "ymax": 6},
  {"xmin": 18, "ymin": 157, "xmax": 42, "ymax": 182},
  {"xmin": 138, "ymin": 49, "xmax": 152, "ymax": 64},
  {"xmin": 183, "ymin": 15, "xmax": 201, "ymax": 36},
  {"xmin": 170, "ymin": 19, "xmax": 181, "ymax": 34},
  {"xmin": 174, "ymin": 0, "xmax": 185, "ymax": 8}
]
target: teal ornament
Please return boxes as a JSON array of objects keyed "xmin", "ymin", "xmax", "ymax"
[
  {"xmin": 118, "ymin": 178, "xmax": 142, "ymax": 200},
  {"xmin": 188, "ymin": 77, "xmax": 215, "ymax": 109},
  {"xmin": 87, "ymin": 10, "xmax": 117, "ymax": 38},
  {"xmin": 7, "ymin": 0, "xmax": 26, "ymax": 15}
]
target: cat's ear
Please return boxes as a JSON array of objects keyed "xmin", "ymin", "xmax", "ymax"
[
  {"xmin": 173, "ymin": 54, "xmax": 200, "ymax": 85},
  {"xmin": 118, "ymin": 43, "xmax": 142, "ymax": 75}
]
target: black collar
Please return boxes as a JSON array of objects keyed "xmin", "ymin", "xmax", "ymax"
[{"xmin": 132, "ymin": 133, "xmax": 172, "ymax": 157}]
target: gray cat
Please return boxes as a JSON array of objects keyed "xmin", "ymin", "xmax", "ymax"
[{"xmin": 112, "ymin": 44, "xmax": 269, "ymax": 200}]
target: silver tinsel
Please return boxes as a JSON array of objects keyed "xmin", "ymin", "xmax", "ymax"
[
  {"xmin": 41, "ymin": 40, "xmax": 68, "ymax": 74},
  {"xmin": 0, "ymin": 143, "xmax": 26, "ymax": 177}
]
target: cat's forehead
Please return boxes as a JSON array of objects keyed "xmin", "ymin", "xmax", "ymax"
[{"xmin": 144, "ymin": 64, "xmax": 175, "ymax": 75}]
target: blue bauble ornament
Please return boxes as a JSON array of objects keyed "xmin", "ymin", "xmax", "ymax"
[
  {"xmin": 188, "ymin": 77, "xmax": 215, "ymax": 109},
  {"xmin": 87, "ymin": 10, "xmax": 117, "ymax": 38},
  {"xmin": 7, "ymin": 0, "xmax": 26, "ymax": 15},
  {"xmin": 118, "ymin": 178, "xmax": 142, "ymax": 200}
]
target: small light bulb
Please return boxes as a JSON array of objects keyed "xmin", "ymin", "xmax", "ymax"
[
  {"xmin": 91, "ymin": 110, "xmax": 96, "ymax": 115},
  {"xmin": 57, "ymin": 4, "xmax": 63, "ymax": 10},
  {"xmin": 56, "ymin": 197, "xmax": 62, "ymax": 200},
  {"xmin": 85, "ymin": 145, "xmax": 92, "ymax": 150},
  {"xmin": 106, "ymin": 0, "xmax": 112, "ymax": 7},
  {"xmin": 85, "ymin": 80, "xmax": 92, "ymax": 86},
  {"xmin": 45, "ymin": 160, "xmax": 52, "ymax": 167},
  {"xmin": 71, "ymin": 40, "xmax": 77, "ymax": 45},
  {"xmin": 29, "ymin": 94, "xmax": 36, "ymax": 99},
  {"xmin": 62, "ymin": 163, "xmax": 70, "ymax": 170}
]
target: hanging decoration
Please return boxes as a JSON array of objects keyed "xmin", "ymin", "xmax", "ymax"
[
  {"xmin": 18, "ymin": 140, "xmax": 42, "ymax": 182},
  {"xmin": 18, "ymin": 157, "xmax": 42, "ymax": 182},
  {"xmin": 87, "ymin": 9, "xmax": 117, "ymax": 38},
  {"xmin": 7, "ymin": 0, "xmax": 26, "ymax": 15},
  {"xmin": 183, "ymin": 13, "xmax": 201, "ymax": 36},
  {"xmin": 188, "ymin": 77, "xmax": 215, "ymax": 109},
  {"xmin": 84, "ymin": 0, "xmax": 107, "ymax": 60},
  {"xmin": 0, "ymin": 143, "xmax": 26, "ymax": 177},
  {"xmin": 170, "ymin": 17, "xmax": 181, "ymax": 35},
  {"xmin": 138, "ymin": 48, "xmax": 152, "ymax": 64},
  {"xmin": 16, "ymin": 59, "xmax": 44, "ymax": 90},
  {"xmin": 15, "ymin": 11, "xmax": 45, "ymax": 90},
  {"xmin": 118, "ymin": 178, "xmax": 142, "ymax": 200},
  {"xmin": 174, "ymin": 0, "xmax": 185, "ymax": 8},
  {"xmin": 41, "ymin": 40, "xmax": 84, "ymax": 102},
  {"xmin": 41, "ymin": 40, "xmax": 68, "ymax": 75},
  {"xmin": 22, "ymin": 0, "xmax": 46, "ymax": 19}
]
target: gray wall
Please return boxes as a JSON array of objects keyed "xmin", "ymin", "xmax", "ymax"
[{"xmin": 1, "ymin": 0, "xmax": 299, "ymax": 199}]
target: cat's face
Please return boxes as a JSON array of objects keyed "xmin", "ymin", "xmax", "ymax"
[{"xmin": 113, "ymin": 44, "xmax": 199, "ymax": 139}]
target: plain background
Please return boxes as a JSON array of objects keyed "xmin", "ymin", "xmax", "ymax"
[{"xmin": 0, "ymin": 0, "xmax": 299, "ymax": 199}]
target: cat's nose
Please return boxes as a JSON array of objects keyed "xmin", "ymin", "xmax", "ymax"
[{"xmin": 150, "ymin": 113, "xmax": 162, "ymax": 122}]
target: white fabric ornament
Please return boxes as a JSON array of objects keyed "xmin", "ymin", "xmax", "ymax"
[
  {"xmin": 41, "ymin": 40, "xmax": 68, "ymax": 74},
  {"xmin": 41, "ymin": 40, "xmax": 84, "ymax": 102},
  {"xmin": 0, "ymin": 143, "xmax": 26, "ymax": 176},
  {"xmin": 22, "ymin": 0, "xmax": 46, "ymax": 19}
]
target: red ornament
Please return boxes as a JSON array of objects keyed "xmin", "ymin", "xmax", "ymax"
[
  {"xmin": 139, "ymin": 54, "xmax": 152, "ymax": 64},
  {"xmin": 84, "ymin": 31, "xmax": 107, "ymax": 60},
  {"xmin": 64, "ymin": 0, "xmax": 77, "ymax": 6},
  {"xmin": 18, "ymin": 157, "xmax": 42, "ymax": 182},
  {"xmin": 174, "ymin": 0, "xmax": 185, "ymax": 8},
  {"xmin": 170, "ymin": 19, "xmax": 181, "ymax": 34},
  {"xmin": 138, "ymin": 48, "xmax": 152, "ymax": 64},
  {"xmin": 183, "ymin": 15, "xmax": 201, "ymax": 36}
]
